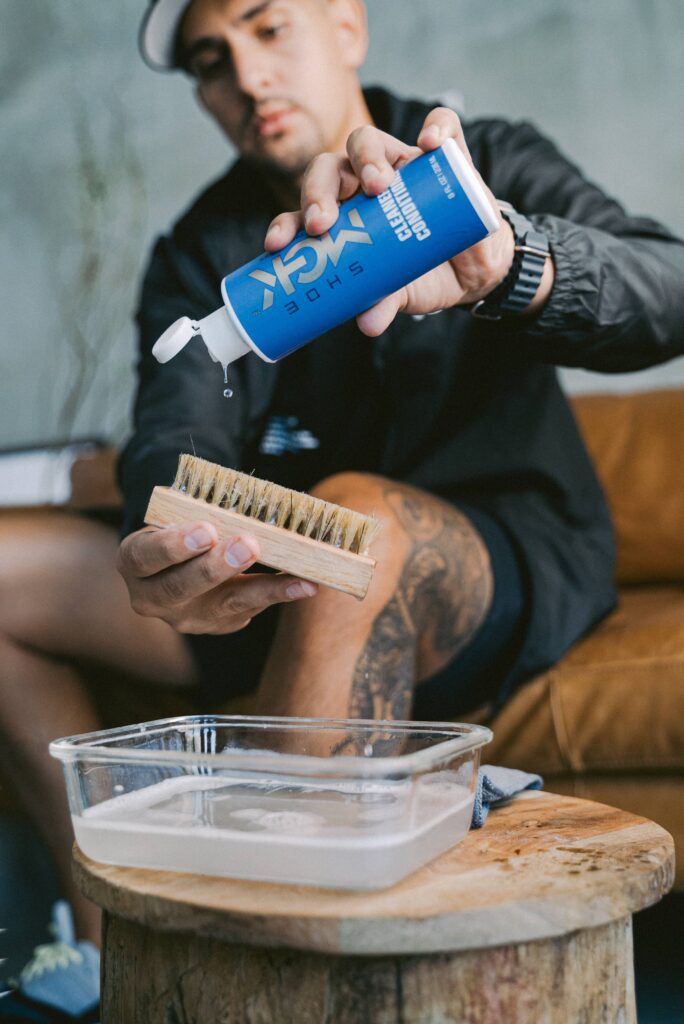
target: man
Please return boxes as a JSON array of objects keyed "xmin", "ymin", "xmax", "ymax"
[
  {"xmin": 1, "ymin": 0, "xmax": 682, "ymax": 1001},
  {"xmin": 119, "ymin": 0, "xmax": 683, "ymax": 727}
]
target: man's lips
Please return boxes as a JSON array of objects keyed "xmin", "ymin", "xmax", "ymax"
[{"xmin": 254, "ymin": 107, "xmax": 296, "ymax": 137}]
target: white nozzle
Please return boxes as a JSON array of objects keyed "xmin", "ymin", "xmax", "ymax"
[{"xmin": 151, "ymin": 307, "xmax": 250, "ymax": 367}]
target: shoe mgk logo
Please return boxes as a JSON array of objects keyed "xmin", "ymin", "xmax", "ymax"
[{"xmin": 249, "ymin": 208, "xmax": 373, "ymax": 311}]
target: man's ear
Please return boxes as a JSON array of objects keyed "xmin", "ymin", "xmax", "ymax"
[{"xmin": 327, "ymin": 0, "xmax": 368, "ymax": 70}]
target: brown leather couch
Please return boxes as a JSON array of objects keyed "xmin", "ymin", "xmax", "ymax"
[
  {"xmin": 2, "ymin": 390, "xmax": 682, "ymax": 886},
  {"xmin": 485, "ymin": 389, "xmax": 684, "ymax": 888}
]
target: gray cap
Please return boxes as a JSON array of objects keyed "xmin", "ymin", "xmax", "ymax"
[{"xmin": 139, "ymin": 0, "xmax": 193, "ymax": 70}]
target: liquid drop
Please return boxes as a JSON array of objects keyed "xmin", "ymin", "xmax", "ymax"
[{"xmin": 222, "ymin": 365, "xmax": 233, "ymax": 398}]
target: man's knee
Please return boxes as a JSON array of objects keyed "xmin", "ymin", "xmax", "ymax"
[
  {"xmin": 0, "ymin": 512, "xmax": 118, "ymax": 643},
  {"xmin": 309, "ymin": 471, "xmax": 388, "ymax": 516},
  {"xmin": 309, "ymin": 473, "xmax": 414, "ymax": 587},
  {"xmin": 309, "ymin": 471, "xmax": 420, "ymax": 542},
  {"xmin": 309, "ymin": 473, "xmax": 493, "ymax": 635}
]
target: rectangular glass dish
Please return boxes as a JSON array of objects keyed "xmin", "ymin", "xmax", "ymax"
[{"xmin": 50, "ymin": 716, "xmax": 492, "ymax": 890}]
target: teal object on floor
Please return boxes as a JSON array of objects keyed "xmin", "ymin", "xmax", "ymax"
[{"xmin": 0, "ymin": 902, "xmax": 99, "ymax": 1023}]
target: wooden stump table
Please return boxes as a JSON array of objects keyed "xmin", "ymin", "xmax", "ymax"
[{"xmin": 73, "ymin": 792, "xmax": 674, "ymax": 1023}]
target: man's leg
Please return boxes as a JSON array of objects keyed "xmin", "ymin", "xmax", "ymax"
[
  {"xmin": 255, "ymin": 473, "xmax": 494, "ymax": 720},
  {"xmin": 0, "ymin": 512, "xmax": 197, "ymax": 943}
]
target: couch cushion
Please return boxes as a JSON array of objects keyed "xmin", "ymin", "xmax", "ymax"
[
  {"xmin": 485, "ymin": 586, "xmax": 684, "ymax": 775},
  {"xmin": 571, "ymin": 390, "xmax": 684, "ymax": 584}
]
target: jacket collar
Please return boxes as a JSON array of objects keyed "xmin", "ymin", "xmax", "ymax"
[{"xmin": 363, "ymin": 85, "xmax": 431, "ymax": 147}]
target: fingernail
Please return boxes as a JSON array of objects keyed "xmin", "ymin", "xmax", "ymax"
[
  {"xmin": 225, "ymin": 539, "xmax": 254, "ymax": 567},
  {"xmin": 185, "ymin": 527, "xmax": 213, "ymax": 551},
  {"xmin": 304, "ymin": 203, "xmax": 321, "ymax": 229},
  {"xmin": 265, "ymin": 223, "xmax": 281, "ymax": 244},
  {"xmin": 286, "ymin": 581, "xmax": 317, "ymax": 600},
  {"xmin": 423, "ymin": 124, "xmax": 441, "ymax": 143},
  {"xmin": 361, "ymin": 163, "xmax": 380, "ymax": 188}
]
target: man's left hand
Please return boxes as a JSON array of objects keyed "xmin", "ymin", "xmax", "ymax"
[{"xmin": 264, "ymin": 106, "xmax": 554, "ymax": 336}]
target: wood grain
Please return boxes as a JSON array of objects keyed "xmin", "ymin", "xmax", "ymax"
[
  {"xmin": 73, "ymin": 791, "xmax": 674, "ymax": 956},
  {"xmin": 100, "ymin": 913, "xmax": 636, "ymax": 1024},
  {"xmin": 145, "ymin": 486, "xmax": 376, "ymax": 599}
]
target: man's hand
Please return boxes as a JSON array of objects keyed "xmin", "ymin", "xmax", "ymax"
[
  {"xmin": 117, "ymin": 523, "xmax": 317, "ymax": 635},
  {"xmin": 264, "ymin": 107, "xmax": 554, "ymax": 334}
]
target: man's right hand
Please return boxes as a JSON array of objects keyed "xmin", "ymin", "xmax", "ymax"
[{"xmin": 117, "ymin": 523, "xmax": 317, "ymax": 635}]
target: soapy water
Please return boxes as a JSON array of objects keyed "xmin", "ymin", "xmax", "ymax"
[
  {"xmin": 222, "ymin": 365, "xmax": 233, "ymax": 398},
  {"xmin": 79, "ymin": 771, "xmax": 469, "ymax": 838},
  {"xmin": 73, "ymin": 772, "xmax": 474, "ymax": 887},
  {"xmin": 83, "ymin": 775, "xmax": 405, "ymax": 835}
]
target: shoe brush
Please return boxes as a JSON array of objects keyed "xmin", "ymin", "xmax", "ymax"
[{"xmin": 145, "ymin": 454, "xmax": 381, "ymax": 599}]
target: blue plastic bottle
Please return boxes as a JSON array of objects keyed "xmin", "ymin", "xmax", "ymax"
[{"xmin": 152, "ymin": 139, "xmax": 499, "ymax": 368}]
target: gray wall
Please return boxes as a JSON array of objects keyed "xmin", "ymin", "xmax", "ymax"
[{"xmin": 1, "ymin": 0, "xmax": 683, "ymax": 448}]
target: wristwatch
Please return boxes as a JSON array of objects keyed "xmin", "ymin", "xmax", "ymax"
[{"xmin": 470, "ymin": 202, "xmax": 550, "ymax": 320}]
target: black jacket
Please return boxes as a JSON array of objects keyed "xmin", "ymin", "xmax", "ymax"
[{"xmin": 120, "ymin": 86, "xmax": 684, "ymax": 692}]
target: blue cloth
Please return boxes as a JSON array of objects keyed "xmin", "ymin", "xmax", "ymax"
[{"xmin": 471, "ymin": 764, "xmax": 543, "ymax": 829}]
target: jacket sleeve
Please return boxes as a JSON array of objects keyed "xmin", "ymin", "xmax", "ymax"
[
  {"xmin": 473, "ymin": 119, "xmax": 684, "ymax": 371},
  {"xmin": 117, "ymin": 233, "xmax": 249, "ymax": 537}
]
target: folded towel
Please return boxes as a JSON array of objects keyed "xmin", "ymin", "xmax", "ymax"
[{"xmin": 471, "ymin": 764, "xmax": 543, "ymax": 829}]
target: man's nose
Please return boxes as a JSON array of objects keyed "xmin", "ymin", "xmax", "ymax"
[{"xmin": 231, "ymin": 43, "xmax": 273, "ymax": 99}]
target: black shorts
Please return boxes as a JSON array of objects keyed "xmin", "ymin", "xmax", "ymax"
[
  {"xmin": 411, "ymin": 502, "xmax": 530, "ymax": 720},
  {"xmin": 185, "ymin": 501, "xmax": 531, "ymax": 720}
]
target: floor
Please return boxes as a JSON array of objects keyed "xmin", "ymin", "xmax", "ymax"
[
  {"xmin": 0, "ymin": 817, "xmax": 61, "ymax": 980},
  {"xmin": 633, "ymin": 891, "xmax": 684, "ymax": 1022},
  {"xmin": 1, "ymin": 815, "xmax": 682, "ymax": 1020}
]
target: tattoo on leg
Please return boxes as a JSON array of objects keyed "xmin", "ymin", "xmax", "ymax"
[{"xmin": 348, "ymin": 488, "xmax": 493, "ymax": 725}]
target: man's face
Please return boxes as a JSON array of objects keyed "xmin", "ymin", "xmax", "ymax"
[{"xmin": 178, "ymin": 0, "xmax": 367, "ymax": 180}]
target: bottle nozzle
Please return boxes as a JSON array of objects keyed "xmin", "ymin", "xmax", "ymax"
[{"xmin": 151, "ymin": 308, "xmax": 250, "ymax": 367}]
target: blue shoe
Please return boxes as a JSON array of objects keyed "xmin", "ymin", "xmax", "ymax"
[{"xmin": 0, "ymin": 902, "xmax": 99, "ymax": 1023}]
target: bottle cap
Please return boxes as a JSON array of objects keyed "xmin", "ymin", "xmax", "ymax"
[
  {"xmin": 151, "ymin": 317, "xmax": 200, "ymax": 363},
  {"xmin": 151, "ymin": 308, "xmax": 250, "ymax": 366}
]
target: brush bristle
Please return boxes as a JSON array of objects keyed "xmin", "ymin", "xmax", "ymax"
[{"xmin": 172, "ymin": 454, "xmax": 381, "ymax": 555}]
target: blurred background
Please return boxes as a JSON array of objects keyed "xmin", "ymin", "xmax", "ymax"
[{"xmin": 1, "ymin": 0, "xmax": 683, "ymax": 449}]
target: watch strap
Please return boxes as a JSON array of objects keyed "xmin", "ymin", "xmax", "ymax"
[{"xmin": 471, "ymin": 202, "xmax": 549, "ymax": 320}]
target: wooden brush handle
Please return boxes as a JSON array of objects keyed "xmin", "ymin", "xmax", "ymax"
[{"xmin": 145, "ymin": 487, "xmax": 376, "ymax": 600}]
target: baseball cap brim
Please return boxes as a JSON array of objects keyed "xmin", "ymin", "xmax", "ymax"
[{"xmin": 139, "ymin": 0, "xmax": 193, "ymax": 71}]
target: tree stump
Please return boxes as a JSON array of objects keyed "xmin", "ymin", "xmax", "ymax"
[{"xmin": 73, "ymin": 792, "xmax": 674, "ymax": 1024}]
